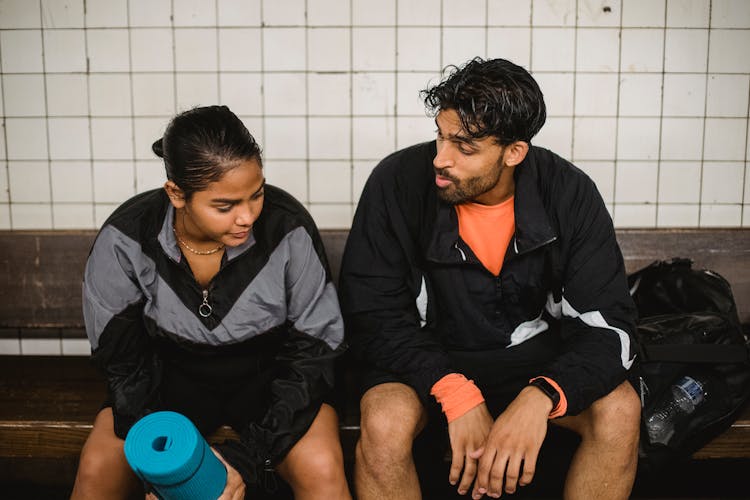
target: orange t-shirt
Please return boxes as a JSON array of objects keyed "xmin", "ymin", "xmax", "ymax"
[{"xmin": 455, "ymin": 196, "xmax": 515, "ymax": 276}]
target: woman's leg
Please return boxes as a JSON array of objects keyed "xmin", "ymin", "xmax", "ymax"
[
  {"xmin": 70, "ymin": 407, "xmax": 143, "ymax": 500},
  {"xmin": 275, "ymin": 403, "xmax": 352, "ymax": 500}
]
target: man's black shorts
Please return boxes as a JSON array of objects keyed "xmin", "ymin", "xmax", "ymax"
[{"xmin": 358, "ymin": 329, "xmax": 565, "ymax": 418}]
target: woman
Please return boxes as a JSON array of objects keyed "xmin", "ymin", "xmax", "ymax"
[{"xmin": 71, "ymin": 106, "xmax": 351, "ymax": 499}]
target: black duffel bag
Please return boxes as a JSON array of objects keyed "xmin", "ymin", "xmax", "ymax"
[{"xmin": 628, "ymin": 258, "xmax": 750, "ymax": 469}]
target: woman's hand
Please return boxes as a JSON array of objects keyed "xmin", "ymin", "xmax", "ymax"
[
  {"xmin": 145, "ymin": 448, "xmax": 246, "ymax": 500},
  {"xmin": 213, "ymin": 448, "xmax": 246, "ymax": 500}
]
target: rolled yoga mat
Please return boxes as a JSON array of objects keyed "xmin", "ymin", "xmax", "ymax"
[{"xmin": 124, "ymin": 411, "xmax": 227, "ymax": 500}]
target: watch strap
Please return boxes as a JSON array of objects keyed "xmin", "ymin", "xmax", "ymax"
[{"xmin": 529, "ymin": 377, "xmax": 561, "ymax": 410}]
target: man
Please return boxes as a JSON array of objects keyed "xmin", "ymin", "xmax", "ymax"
[{"xmin": 339, "ymin": 58, "xmax": 641, "ymax": 499}]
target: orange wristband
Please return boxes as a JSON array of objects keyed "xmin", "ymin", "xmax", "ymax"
[
  {"xmin": 529, "ymin": 376, "xmax": 568, "ymax": 419},
  {"xmin": 431, "ymin": 373, "xmax": 485, "ymax": 423}
]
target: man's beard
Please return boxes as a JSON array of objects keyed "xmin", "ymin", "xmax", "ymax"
[{"xmin": 435, "ymin": 163, "xmax": 504, "ymax": 205}]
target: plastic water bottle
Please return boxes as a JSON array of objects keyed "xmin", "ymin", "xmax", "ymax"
[{"xmin": 645, "ymin": 375, "xmax": 708, "ymax": 445}]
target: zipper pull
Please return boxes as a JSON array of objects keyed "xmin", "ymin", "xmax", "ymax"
[
  {"xmin": 453, "ymin": 242, "xmax": 467, "ymax": 261},
  {"xmin": 198, "ymin": 289, "xmax": 212, "ymax": 318},
  {"xmin": 263, "ymin": 459, "xmax": 278, "ymax": 493}
]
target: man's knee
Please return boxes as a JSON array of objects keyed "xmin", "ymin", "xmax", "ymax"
[
  {"xmin": 585, "ymin": 380, "xmax": 641, "ymax": 443},
  {"xmin": 557, "ymin": 380, "xmax": 641, "ymax": 444},
  {"xmin": 358, "ymin": 383, "xmax": 426, "ymax": 462}
]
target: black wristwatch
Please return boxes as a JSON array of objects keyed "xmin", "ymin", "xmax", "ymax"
[{"xmin": 529, "ymin": 378, "xmax": 560, "ymax": 409}]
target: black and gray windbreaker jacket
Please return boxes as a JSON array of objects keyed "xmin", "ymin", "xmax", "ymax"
[
  {"xmin": 83, "ymin": 186, "xmax": 344, "ymax": 483},
  {"xmin": 339, "ymin": 141, "xmax": 637, "ymax": 416}
]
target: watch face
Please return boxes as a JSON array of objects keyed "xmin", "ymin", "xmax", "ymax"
[{"xmin": 532, "ymin": 378, "xmax": 560, "ymax": 406}]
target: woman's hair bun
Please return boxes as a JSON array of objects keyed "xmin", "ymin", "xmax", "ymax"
[{"xmin": 152, "ymin": 137, "xmax": 164, "ymax": 158}]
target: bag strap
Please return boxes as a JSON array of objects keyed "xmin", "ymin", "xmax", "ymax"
[{"xmin": 643, "ymin": 343, "xmax": 749, "ymax": 364}]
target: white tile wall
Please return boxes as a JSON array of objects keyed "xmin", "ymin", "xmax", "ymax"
[
  {"xmin": 617, "ymin": 118, "xmax": 660, "ymax": 160},
  {"xmin": 576, "ymin": 28, "xmax": 620, "ymax": 72},
  {"xmin": 61, "ymin": 338, "xmax": 91, "ymax": 355},
  {"xmin": 50, "ymin": 161, "xmax": 93, "ymax": 202},
  {"xmin": 353, "ymin": 0, "xmax": 395, "ymax": 26},
  {"xmin": 488, "ymin": 0, "xmax": 531, "ymax": 26},
  {"xmin": 132, "ymin": 73, "xmax": 175, "ymax": 115},
  {"xmin": 5, "ymin": 118, "xmax": 47, "ymax": 160},
  {"xmin": 175, "ymin": 28, "xmax": 218, "ymax": 72},
  {"xmin": 662, "ymin": 74, "xmax": 706, "ymax": 117},
  {"xmin": 398, "ymin": 27, "xmax": 441, "ymax": 71},
  {"xmin": 218, "ymin": 0, "xmax": 261, "ymax": 27},
  {"xmin": 700, "ymin": 204, "xmax": 742, "ymax": 227},
  {"xmin": 615, "ymin": 162, "xmax": 658, "ymax": 203},
  {"xmin": 658, "ymin": 204, "xmax": 699, "ymax": 227},
  {"xmin": 48, "ymin": 118, "xmax": 90, "ymax": 160},
  {"xmin": 0, "ymin": 0, "xmax": 41, "ymax": 29},
  {"xmin": 85, "ymin": 0, "xmax": 128, "ymax": 28},
  {"xmin": 0, "ymin": 162, "xmax": 8, "ymax": 203},
  {"xmin": 86, "ymin": 29, "xmax": 130, "ymax": 72},
  {"xmin": 1, "ymin": 30, "xmax": 44, "ymax": 72},
  {"xmin": 46, "ymin": 74, "xmax": 88, "ymax": 116},
  {"xmin": 0, "ymin": 338, "xmax": 21, "ymax": 355},
  {"xmin": 487, "ymin": 28, "xmax": 532, "ymax": 68},
  {"xmin": 309, "ymin": 0, "xmax": 350, "ymax": 26},
  {"xmin": 176, "ymin": 73, "xmax": 219, "ymax": 111},
  {"xmin": 3, "ymin": 74, "xmax": 46, "ymax": 116},
  {"xmin": 620, "ymin": 29, "xmax": 664, "ymax": 72},
  {"xmin": 659, "ymin": 162, "xmax": 702, "ymax": 203},
  {"xmin": 21, "ymin": 337, "xmax": 61, "ymax": 355},
  {"xmin": 308, "ymin": 118, "xmax": 351, "ymax": 159},
  {"xmin": 131, "ymin": 28, "xmax": 174, "ymax": 72},
  {"xmin": 667, "ymin": 0, "xmax": 710, "ymax": 28},
  {"xmin": 53, "ymin": 204, "xmax": 94, "ymax": 229},
  {"xmin": 130, "ymin": 0, "xmax": 171, "ymax": 27},
  {"xmin": 712, "ymin": 0, "xmax": 750, "ymax": 28},
  {"xmin": 621, "ymin": 0, "xmax": 665, "ymax": 28},
  {"xmin": 0, "ymin": 0, "xmax": 747, "ymax": 232},
  {"xmin": 11, "ymin": 203, "xmax": 52, "ymax": 229},
  {"xmin": 43, "ymin": 29, "xmax": 86, "ymax": 72}
]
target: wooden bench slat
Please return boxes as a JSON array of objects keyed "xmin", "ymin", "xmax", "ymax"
[
  {"xmin": 1, "ymin": 356, "xmax": 748, "ymax": 461},
  {"xmin": 2, "ymin": 229, "xmax": 749, "ymax": 328}
]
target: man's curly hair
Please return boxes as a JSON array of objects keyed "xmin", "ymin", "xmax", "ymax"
[{"xmin": 421, "ymin": 57, "xmax": 546, "ymax": 145}]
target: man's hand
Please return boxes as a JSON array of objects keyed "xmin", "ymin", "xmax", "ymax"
[
  {"xmin": 470, "ymin": 386, "xmax": 552, "ymax": 499},
  {"xmin": 447, "ymin": 402, "xmax": 494, "ymax": 496}
]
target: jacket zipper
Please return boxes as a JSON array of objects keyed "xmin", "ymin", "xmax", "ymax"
[{"xmin": 198, "ymin": 289, "xmax": 212, "ymax": 318}]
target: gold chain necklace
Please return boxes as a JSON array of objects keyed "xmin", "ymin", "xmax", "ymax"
[{"xmin": 173, "ymin": 228, "xmax": 225, "ymax": 255}]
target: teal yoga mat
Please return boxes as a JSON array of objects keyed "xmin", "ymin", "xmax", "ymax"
[{"xmin": 124, "ymin": 411, "xmax": 227, "ymax": 500}]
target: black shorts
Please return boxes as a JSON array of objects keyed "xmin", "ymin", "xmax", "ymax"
[{"xmin": 359, "ymin": 330, "xmax": 565, "ymax": 420}]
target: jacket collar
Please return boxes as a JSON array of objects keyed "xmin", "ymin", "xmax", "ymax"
[
  {"xmin": 512, "ymin": 147, "xmax": 557, "ymax": 254},
  {"xmin": 426, "ymin": 146, "xmax": 557, "ymax": 263}
]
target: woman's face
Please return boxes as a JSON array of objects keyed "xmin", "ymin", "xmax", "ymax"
[{"xmin": 177, "ymin": 159, "xmax": 265, "ymax": 248}]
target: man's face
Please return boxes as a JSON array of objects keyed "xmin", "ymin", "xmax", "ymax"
[{"xmin": 433, "ymin": 108, "xmax": 507, "ymax": 205}]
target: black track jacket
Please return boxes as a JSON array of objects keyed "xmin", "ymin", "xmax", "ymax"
[
  {"xmin": 83, "ymin": 186, "xmax": 344, "ymax": 484},
  {"xmin": 339, "ymin": 141, "xmax": 637, "ymax": 416}
]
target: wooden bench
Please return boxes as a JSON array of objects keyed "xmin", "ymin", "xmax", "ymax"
[{"xmin": 1, "ymin": 228, "xmax": 749, "ymax": 489}]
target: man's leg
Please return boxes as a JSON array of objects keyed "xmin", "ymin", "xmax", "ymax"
[
  {"xmin": 355, "ymin": 382, "xmax": 427, "ymax": 500},
  {"xmin": 552, "ymin": 380, "xmax": 641, "ymax": 500}
]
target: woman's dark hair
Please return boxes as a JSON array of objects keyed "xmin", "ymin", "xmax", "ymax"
[
  {"xmin": 421, "ymin": 57, "xmax": 546, "ymax": 145},
  {"xmin": 152, "ymin": 105, "xmax": 262, "ymax": 199}
]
